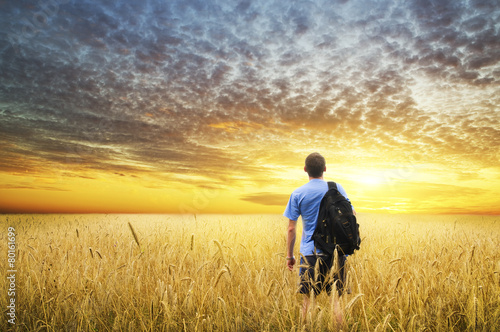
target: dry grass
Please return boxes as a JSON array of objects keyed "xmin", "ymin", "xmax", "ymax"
[{"xmin": 1, "ymin": 213, "xmax": 499, "ymax": 331}]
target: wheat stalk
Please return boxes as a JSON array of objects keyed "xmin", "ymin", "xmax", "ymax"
[
  {"xmin": 128, "ymin": 222, "xmax": 141, "ymax": 249},
  {"xmin": 345, "ymin": 293, "xmax": 364, "ymax": 311},
  {"xmin": 213, "ymin": 239, "xmax": 225, "ymax": 263},
  {"xmin": 213, "ymin": 268, "xmax": 227, "ymax": 288}
]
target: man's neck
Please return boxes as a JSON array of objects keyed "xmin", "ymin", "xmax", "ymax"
[{"xmin": 309, "ymin": 176, "xmax": 324, "ymax": 181}]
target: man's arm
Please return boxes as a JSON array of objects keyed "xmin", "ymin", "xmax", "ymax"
[
  {"xmin": 286, "ymin": 219, "xmax": 297, "ymax": 271},
  {"xmin": 337, "ymin": 183, "xmax": 356, "ymax": 215}
]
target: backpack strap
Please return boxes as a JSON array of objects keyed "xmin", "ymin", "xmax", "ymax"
[{"xmin": 327, "ymin": 181, "xmax": 338, "ymax": 191}]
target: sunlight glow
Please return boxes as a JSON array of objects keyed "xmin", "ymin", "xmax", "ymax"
[{"xmin": 357, "ymin": 175, "xmax": 385, "ymax": 186}]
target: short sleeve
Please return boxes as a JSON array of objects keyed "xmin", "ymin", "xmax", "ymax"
[{"xmin": 283, "ymin": 192, "xmax": 300, "ymax": 221}]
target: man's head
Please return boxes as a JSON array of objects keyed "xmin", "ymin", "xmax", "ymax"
[{"xmin": 304, "ymin": 152, "xmax": 326, "ymax": 178}]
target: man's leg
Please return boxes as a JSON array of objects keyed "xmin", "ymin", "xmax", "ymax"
[
  {"xmin": 298, "ymin": 255, "xmax": 317, "ymax": 324},
  {"xmin": 335, "ymin": 254, "xmax": 347, "ymax": 295},
  {"xmin": 331, "ymin": 253, "xmax": 346, "ymax": 328},
  {"xmin": 331, "ymin": 293, "xmax": 344, "ymax": 328},
  {"xmin": 301, "ymin": 294, "xmax": 311, "ymax": 323}
]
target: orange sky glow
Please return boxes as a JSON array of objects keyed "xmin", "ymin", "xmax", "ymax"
[{"xmin": 1, "ymin": 0, "xmax": 499, "ymax": 215}]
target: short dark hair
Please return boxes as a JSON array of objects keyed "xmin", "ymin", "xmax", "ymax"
[{"xmin": 305, "ymin": 152, "xmax": 325, "ymax": 178}]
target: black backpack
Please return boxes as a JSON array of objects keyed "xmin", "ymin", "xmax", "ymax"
[{"xmin": 312, "ymin": 182, "xmax": 361, "ymax": 256}]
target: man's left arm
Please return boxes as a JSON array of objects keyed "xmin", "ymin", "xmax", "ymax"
[{"xmin": 337, "ymin": 183, "xmax": 356, "ymax": 215}]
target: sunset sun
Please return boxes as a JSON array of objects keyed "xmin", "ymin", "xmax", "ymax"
[{"xmin": 357, "ymin": 175, "xmax": 385, "ymax": 186}]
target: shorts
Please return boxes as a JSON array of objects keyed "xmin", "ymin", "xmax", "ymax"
[{"xmin": 298, "ymin": 254, "xmax": 346, "ymax": 296}]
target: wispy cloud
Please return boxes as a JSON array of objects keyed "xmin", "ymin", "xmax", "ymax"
[{"xmin": 240, "ymin": 192, "xmax": 290, "ymax": 206}]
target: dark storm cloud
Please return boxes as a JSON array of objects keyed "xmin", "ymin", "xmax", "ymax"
[{"xmin": 0, "ymin": 0, "xmax": 499, "ymax": 188}]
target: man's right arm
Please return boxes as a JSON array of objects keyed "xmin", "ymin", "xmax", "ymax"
[{"xmin": 286, "ymin": 219, "xmax": 297, "ymax": 271}]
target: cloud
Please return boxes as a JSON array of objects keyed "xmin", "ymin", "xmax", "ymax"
[
  {"xmin": 240, "ymin": 192, "xmax": 290, "ymax": 206},
  {"xmin": 0, "ymin": 183, "xmax": 71, "ymax": 192},
  {"xmin": 0, "ymin": 0, "xmax": 498, "ymax": 196}
]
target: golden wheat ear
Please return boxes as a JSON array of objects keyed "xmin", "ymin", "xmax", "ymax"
[{"xmin": 128, "ymin": 221, "xmax": 141, "ymax": 249}]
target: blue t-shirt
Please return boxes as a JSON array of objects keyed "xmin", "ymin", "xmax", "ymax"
[{"xmin": 283, "ymin": 179, "xmax": 352, "ymax": 256}]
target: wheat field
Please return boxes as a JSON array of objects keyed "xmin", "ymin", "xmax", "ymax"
[{"xmin": 1, "ymin": 213, "xmax": 499, "ymax": 331}]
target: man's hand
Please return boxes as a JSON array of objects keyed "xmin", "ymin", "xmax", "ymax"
[{"xmin": 286, "ymin": 257, "xmax": 296, "ymax": 271}]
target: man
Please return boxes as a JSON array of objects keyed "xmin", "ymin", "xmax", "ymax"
[{"xmin": 283, "ymin": 152, "xmax": 355, "ymax": 324}]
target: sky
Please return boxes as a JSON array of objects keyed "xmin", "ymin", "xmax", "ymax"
[{"xmin": 0, "ymin": 0, "xmax": 499, "ymax": 214}]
